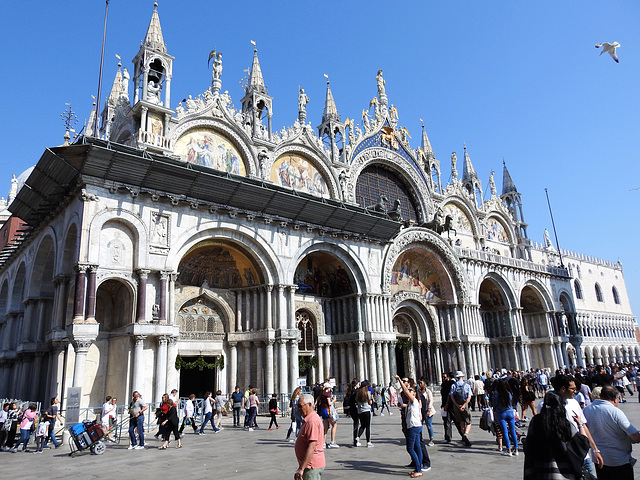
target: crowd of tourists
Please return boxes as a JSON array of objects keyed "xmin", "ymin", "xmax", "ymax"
[{"xmin": 1, "ymin": 362, "xmax": 639, "ymax": 480}]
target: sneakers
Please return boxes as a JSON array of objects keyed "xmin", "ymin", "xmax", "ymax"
[
  {"xmin": 389, "ymin": 412, "xmax": 393, "ymax": 415},
  {"xmin": 248, "ymin": 428, "xmax": 254, "ymax": 432},
  {"xmin": 501, "ymin": 450, "xmax": 512, "ymax": 456},
  {"xmin": 198, "ymin": 432, "xmax": 205, "ymax": 435},
  {"xmin": 367, "ymin": 442, "xmax": 374, "ymax": 448},
  {"xmin": 423, "ymin": 466, "xmax": 432, "ymax": 472},
  {"xmin": 134, "ymin": 445, "xmax": 145, "ymax": 450},
  {"xmin": 128, "ymin": 445, "xmax": 136, "ymax": 450},
  {"xmin": 268, "ymin": 428, "xmax": 273, "ymax": 430},
  {"xmin": 380, "ymin": 413, "xmax": 385, "ymax": 416},
  {"xmin": 428, "ymin": 440, "xmax": 435, "ymax": 446},
  {"xmin": 276, "ymin": 426, "xmax": 280, "ymax": 429},
  {"xmin": 328, "ymin": 443, "xmax": 340, "ymax": 448},
  {"xmin": 354, "ymin": 437, "xmax": 362, "ymax": 447},
  {"xmin": 512, "ymin": 449, "xmax": 519, "ymax": 456},
  {"xmin": 287, "ymin": 438, "xmax": 295, "ymax": 443}
]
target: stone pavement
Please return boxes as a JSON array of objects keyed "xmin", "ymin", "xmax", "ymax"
[{"xmin": 3, "ymin": 401, "xmax": 640, "ymax": 480}]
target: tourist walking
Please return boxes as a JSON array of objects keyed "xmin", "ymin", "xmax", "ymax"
[
  {"xmin": 199, "ymin": 392, "xmax": 220, "ymax": 434},
  {"xmin": 418, "ymin": 379, "xmax": 436, "ymax": 446},
  {"xmin": 294, "ymin": 393, "xmax": 325, "ymax": 480},
  {"xmin": 449, "ymin": 371, "xmax": 473, "ymax": 447},
  {"xmin": 43, "ymin": 397, "xmax": 64, "ymax": 448},
  {"xmin": 231, "ymin": 386, "xmax": 243, "ymax": 427},
  {"xmin": 158, "ymin": 399, "xmax": 182, "ymax": 449},
  {"xmin": 179, "ymin": 394, "xmax": 198, "ymax": 434},
  {"xmin": 268, "ymin": 394, "xmax": 280, "ymax": 430},
  {"xmin": 128, "ymin": 391, "xmax": 148, "ymax": 449},
  {"xmin": 355, "ymin": 380, "xmax": 373, "ymax": 447},
  {"xmin": 440, "ymin": 372, "xmax": 454, "ymax": 443},
  {"xmin": 214, "ymin": 390, "xmax": 226, "ymax": 430},
  {"xmin": 492, "ymin": 378, "xmax": 519, "ymax": 456},
  {"xmin": 14, "ymin": 403, "xmax": 38, "ymax": 452},
  {"xmin": 246, "ymin": 388, "xmax": 260, "ymax": 431},
  {"xmin": 286, "ymin": 387, "xmax": 303, "ymax": 442}
]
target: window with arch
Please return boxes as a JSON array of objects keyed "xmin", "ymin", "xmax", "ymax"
[
  {"xmin": 612, "ymin": 286, "xmax": 620, "ymax": 305},
  {"xmin": 574, "ymin": 279, "xmax": 583, "ymax": 300},
  {"xmin": 355, "ymin": 165, "xmax": 418, "ymax": 222},
  {"xmin": 296, "ymin": 310, "xmax": 315, "ymax": 352},
  {"xmin": 595, "ymin": 283, "xmax": 603, "ymax": 302}
]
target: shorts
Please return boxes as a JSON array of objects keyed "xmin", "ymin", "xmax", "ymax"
[
  {"xmin": 302, "ymin": 467, "xmax": 325, "ymax": 480},
  {"xmin": 451, "ymin": 405, "xmax": 472, "ymax": 425}
]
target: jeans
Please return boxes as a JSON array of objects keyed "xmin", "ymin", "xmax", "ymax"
[
  {"xmin": 583, "ymin": 457, "xmax": 597, "ymax": 478},
  {"xmin": 247, "ymin": 407, "xmax": 257, "ymax": 429},
  {"xmin": 442, "ymin": 411, "xmax": 452, "ymax": 441},
  {"xmin": 128, "ymin": 414, "xmax": 145, "ymax": 446},
  {"xmin": 406, "ymin": 426, "xmax": 423, "ymax": 473},
  {"xmin": 15, "ymin": 428, "xmax": 31, "ymax": 451},
  {"xmin": 233, "ymin": 406, "xmax": 241, "ymax": 426},
  {"xmin": 423, "ymin": 415, "xmax": 434, "ymax": 440},
  {"xmin": 496, "ymin": 408, "xmax": 518, "ymax": 450},
  {"xmin": 43, "ymin": 419, "xmax": 60, "ymax": 447},
  {"xmin": 199, "ymin": 412, "xmax": 219, "ymax": 433}
]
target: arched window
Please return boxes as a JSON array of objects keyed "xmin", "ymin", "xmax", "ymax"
[
  {"xmin": 296, "ymin": 310, "xmax": 315, "ymax": 352},
  {"xmin": 612, "ymin": 286, "xmax": 620, "ymax": 305},
  {"xmin": 355, "ymin": 165, "xmax": 418, "ymax": 222},
  {"xmin": 574, "ymin": 280, "xmax": 583, "ymax": 300},
  {"xmin": 595, "ymin": 283, "xmax": 603, "ymax": 302}
]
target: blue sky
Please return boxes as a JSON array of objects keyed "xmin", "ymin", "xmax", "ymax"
[{"xmin": 0, "ymin": 1, "xmax": 638, "ymax": 314}]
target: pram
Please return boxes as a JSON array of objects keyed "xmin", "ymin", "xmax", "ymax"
[{"xmin": 68, "ymin": 420, "xmax": 107, "ymax": 457}]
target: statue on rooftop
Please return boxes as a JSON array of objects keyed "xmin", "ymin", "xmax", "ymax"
[{"xmin": 298, "ymin": 87, "xmax": 310, "ymax": 123}]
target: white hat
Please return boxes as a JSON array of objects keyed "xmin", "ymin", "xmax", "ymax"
[
  {"xmin": 323, "ymin": 382, "xmax": 332, "ymax": 389},
  {"xmin": 455, "ymin": 371, "xmax": 464, "ymax": 378}
]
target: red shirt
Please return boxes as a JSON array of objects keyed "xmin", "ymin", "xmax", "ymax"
[{"xmin": 294, "ymin": 411, "xmax": 325, "ymax": 470}]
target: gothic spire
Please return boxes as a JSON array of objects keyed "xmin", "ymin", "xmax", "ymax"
[
  {"xmin": 502, "ymin": 159, "xmax": 518, "ymax": 194},
  {"xmin": 420, "ymin": 121, "xmax": 435, "ymax": 160},
  {"xmin": 107, "ymin": 63, "xmax": 124, "ymax": 104},
  {"xmin": 322, "ymin": 79, "xmax": 340, "ymax": 123},
  {"xmin": 248, "ymin": 44, "xmax": 267, "ymax": 94},
  {"xmin": 143, "ymin": 2, "xmax": 166, "ymax": 54},
  {"xmin": 462, "ymin": 142, "xmax": 478, "ymax": 182}
]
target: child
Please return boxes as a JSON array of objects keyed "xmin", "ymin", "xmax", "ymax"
[
  {"xmin": 35, "ymin": 418, "xmax": 50, "ymax": 453},
  {"xmin": 267, "ymin": 394, "xmax": 279, "ymax": 430}
]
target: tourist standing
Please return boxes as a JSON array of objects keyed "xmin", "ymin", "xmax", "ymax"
[
  {"xmin": 246, "ymin": 388, "xmax": 260, "ymax": 431},
  {"xmin": 449, "ymin": 371, "xmax": 473, "ymax": 447},
  {"xmin": 584, "ymin": 386, "xmax": 640, "ymax": 480},
  {"xmin": 128, "ymin": 391, "xmax": 147, "ymax": 449},
  {"xmin": 440, "ymin": 372, "xmax": 454, "ymax": 443},
  {"xmin": 294, "ymin": 393, "xmax": 325, "ymax": 480},
  {"xmin": 355, "ymin": 381, "xmax": 373, "ymax": 447},
  {"xmin": 14, "ymin": 403, "xmax": 38, "ymax": 452},
  {"xmin": 158, "ymin": 399, "xmax": 181, "ymax": 449},
  {"xmin": 214, "ymin": 390, "xmax": 226, "ymax": 430},
  {"xmin": 268, "ymin": 394, "xmax": 280, "ymax": 430},
  {"xmin": 396, "ymin": 375, "xmax": 425, "ymax": 478},
  {"xmin": 492, "ymin": 378, "xmax": 519, "ymax": 456},
  {"xmin": 231, "ymin": 386, "xmax": 243, "ymax": 427},
  {"xmin": 286, "ymin": 387, "xmax": 303, "ymax": 442}
]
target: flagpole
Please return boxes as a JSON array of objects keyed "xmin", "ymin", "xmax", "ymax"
[
  {"xmin": 93, "ymin": 0, "xmax": 110, "ymax": 137},
  {"xmin": 544, "ymin": 188, "xmax": 565, "ymax": 268}
]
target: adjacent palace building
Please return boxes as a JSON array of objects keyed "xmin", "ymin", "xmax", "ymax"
[{"xmin": 0, "ymin": 5, "xmax": 636, "ymax": 407}]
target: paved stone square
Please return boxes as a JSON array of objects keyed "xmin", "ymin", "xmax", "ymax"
[{"xmin": 3, "ymin": 401, "xmax": 640, "ymax": 479}]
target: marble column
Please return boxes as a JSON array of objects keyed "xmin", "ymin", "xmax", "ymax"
[
  {"xmin": 256, "ymin": 342, "xmax": 264, "ymax": 393},
  {"xmin": 136, "ymin": 269, "xmax": 150, "ymax": 322},
  {"xmin": 375, "ymin": 342, "xmax": 384, "ymax": 386},
  {"xmin": 52, "ymin": 275, "xmax": 70, "ymax": 329},
  {"xmin": 357, "ymin": 342, "xmax": 365, "ymax": 380},
  {"xmin": 290, "ymin": 340, "xmax": 300, "ymax": 393},
  {"xmin": 390, "ymin": 343, "xmax": 398, "ymax": 379},
  {"xmin": 72, "ymin": 339, "xmax": 93, "ymax": 388},
  {"xmin": 324, "ymin": 344, "xmax": 331, "ymax": 381},
  {"xmin": 382, "ymin": 342, "xmax": 390, "ymax": 386},
  {"xmin": 166, "ymin": 337, "xmax": 178, "ymax": 391},
  {"xmin": 155, "ymin": 336, "xmax": 168, "ymax": 402},
  {"xmin": 265, "ymin": 340, "xmax": 274, "ymax": 395},
  {"xmin": 85, "ymin": 265, "xmax": 98, "ymax": 323},
  {"xmin": 236, "ymin": 291, "xmax": 243, "ymax": 332},
  {"xmin": 244, "ymin": 290, "xmax": 251, "ymax": 331},
  {"xmin": 48, "ymin": 341, "xmax": 67, "ymax": 400},
  {"xmin": 265, "ymin": 286, "xmax": 273, "ymax": 329},
  {"xmin": 278, "ymin": 340, "xmax": 288, "ymax": 394},
  {"xmin": 355, "ymin": 295, "xmax": 363, "ymax": 332},
  {"xmin": 244, "ymin": 342, "xmax": 252, "ymax": 388},
  {"xmin": 339, "ymin": 344, "xmax": 347, "ymax": 388},
  {"xmin": 158, "ymin": 272, "xmax": 169, "ymax": 324},
  {"xmin": 347, "ymin": 343, "xmax": 355, "ymax": 380},
  {"xmin": 277, "ymin": 286, "xmax": 286, "ymax": 330},
  {"xmin": 229, "ymin": 342, "xmax": 238, "ymax": 390},
  {"xmin": 288, "ymin": 287, "xmax": 297, "ymax": 330},
  {"xmin": 72, "ymin": 265, "xmax": 87, "ymax": 323},
  {"xmin": 368, "ymin": 341, "xmax": 377, "ymax": 384},
  {"xmin": 132, "ymin": 335, "xmax": 146, "ymax": 391},
  {"xmin": 316, "ymin": 343, "xmax": 325, "ymax": 383}
]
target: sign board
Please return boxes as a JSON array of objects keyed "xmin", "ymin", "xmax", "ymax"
[
  {"xmin": 297, "ymin": 377, "xmax": 307, "ymax": 387},
  {"xmin": 66, "ymin": 387, "xmax": 82, "ymax": 425},
  {"xmin": 329, "ymin": 377, "xmax": 336, "ymax": 388}
]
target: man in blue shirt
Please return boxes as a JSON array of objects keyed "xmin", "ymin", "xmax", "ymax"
[{"xmin": 449, "ymin": 371, "xmax": 472, "ymax": 447}]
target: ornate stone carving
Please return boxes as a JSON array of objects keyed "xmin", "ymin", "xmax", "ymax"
[
  {"xmin": 383, "ymin": 228, "xmax": 471, "ymax": 302},
  {"xmin": 81, "ymin": 189, "xmax": 99, "ymax": 202}
]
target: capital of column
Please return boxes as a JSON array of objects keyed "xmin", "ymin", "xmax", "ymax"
[
  {"xmin": 72, "ymin": 339, "xmax": 93, "ymax": 353},
  {"xmin": 264, "ymin": 339, "xmax": 275, "ymax": 347},
  {"xmin": 52, "ymin": 274, "xmax": 70, "ymax": 287},
  {"xmin": 264, "ymin": 284, "xmax": 274, "ymax": 293},
  {"xmin": 141, "ymin": 105, "xmax": 149, "ymax": 113},
  {"xmin": 160, "ymin": 271, "xmax": 172, "ymax": 281},
  {"xmin": 134, "ymin": 335, "xmax": 147, "ymax": 346},
  {"xmin": 50, "ymin": 339, "xmax": 69, "ymax": 352},
  {"xmin": 76, "ymin": 263, "xmax": 91, "ymax": 274},
  {"xmin": 167, "ymin": 336, "xmax": 178, "ymax": 347},
  {"xmin": 157, "ymin": 335, "xmax": 169, "ymax": 346},
  {"xmin": 136, "ymin": 269, "xmax": 151, "ymax": 280}
]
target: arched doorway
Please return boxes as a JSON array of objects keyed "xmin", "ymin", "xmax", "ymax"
[
  {"xmin": 479, "ymin": 277, "xmax": 516, "ymax": 369},
  {"xmin": 296, "ymin": 309, "xmax": 317, "ymax": 386}
]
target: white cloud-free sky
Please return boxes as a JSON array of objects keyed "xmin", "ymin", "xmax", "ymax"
[{"xmin": 1, "ymin": 1, "xmax": 638, "ymax": 314}]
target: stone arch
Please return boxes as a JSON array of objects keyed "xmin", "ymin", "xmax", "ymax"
[
  {"xmin": 441, "ymin": 198, "xmax": 481, "ymax": 238},
  {"xmin": 559, "ymin": 292, "xmax": 577, "ymax": 336},
  {"xmin": 520, "ymin": 283, "xmax": 551, "ymax": 338},
  {"xmin": 167, "ymin": 225, "xmax": 279, "ymax": 286},
  {"xmin": 290, "ymin": 240, "xmax": 368, "ymax": 296},
  {"xmin": 174, "ymin": 287, "xmax": 235, "ymax": 336},
  {"xmin": 170, "ymin": 120, "xmax": 256, "ymax": 177},
  {"xmin": 349, "ymin": 148, "xmax": 434, "ymax": 223},
  {"xmin": 61, "ymin": 221, "xmax": 79, "ymax": 275},
  {"xmin": 177, "ymin": 294, "xmax": 228, "ymax": 338},
  {"xmin": 87, "ymin": 209, "xmax": 148, "ymax": 268},
  {"xmin": 383, "ymin": 227, "xmax": 469, "ymax": 302},
  {"xmin": 270, "ymin": 144, "xmax": 339, "ymax": 199},
  {"xmin": 0, "ymin": 280, "xmax": 8, "ymax": 317},
  {"xmin": 29, "ymin": 234, "xmax": 56, "ymax": 298},
  {"xmin": 484, "ymin": 214, "xmax": 515, "ymax": 246},
  {"xmin": 95, "ymin": 278, "xmax": 136, "ymax": 330},
  {"xmin": 10, "ymin": 262, "xmax": 27, "ymax": 312}
]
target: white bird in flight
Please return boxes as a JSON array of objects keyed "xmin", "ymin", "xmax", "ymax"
[{"xmin": 595, "ymin": 42, "xmax": 620, "ymax": 63}]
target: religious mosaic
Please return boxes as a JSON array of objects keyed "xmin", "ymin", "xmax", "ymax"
[
  {"xmin": 390, "ymin": 249, "xmax": 443, "ymax": 301},
  {"xmin": 486, "ymin": 217, "xmax": 509, "ymax": 243},
  {"xmin": 177, "ymin": 296, "xmax": 225, "ymax": 337},
  {"xmin": 174, "ymin": 128, "xmax": 246, "ymax": 175},
  {"xmin": 442, "ymin": 203, "xmax": 472, "ymax": 234},
  {"xmin": 294, "ymin": 252, "xmax": 353, "ymax": 297},
  {"xmin": 270, "ymin": 154, "xmax": 328, "ymax": 197},
  {"xmin": 177, "ymin": 243, "xmax": 260, "ymax": 288},
  {"xmin": 479, "ymin": 280, "xmax": 506, "ymax": 309}
]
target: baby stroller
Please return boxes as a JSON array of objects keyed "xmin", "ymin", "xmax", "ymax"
[{"xmin": 68, "ymin": 420, "xmax": 107, "ymax": 457}]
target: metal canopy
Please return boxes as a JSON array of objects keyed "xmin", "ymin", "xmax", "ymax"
[{"xmin": 10, "ymin": 138, "xmax": 402, "ymax": 240}]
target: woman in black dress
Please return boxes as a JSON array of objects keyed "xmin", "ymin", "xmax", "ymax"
[{"xmin": 158, "ymin": 399, "xmax": 181, "ymax": 449}]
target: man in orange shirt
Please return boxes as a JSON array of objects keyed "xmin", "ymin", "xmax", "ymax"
[{"xmin": 294, "ymin": 393, "xmax": 326, "ymax": 479}]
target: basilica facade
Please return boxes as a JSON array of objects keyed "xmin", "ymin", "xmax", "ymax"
[{"xmin": 0, "ymin": 5, "xmax": 636, "ymax": 407}]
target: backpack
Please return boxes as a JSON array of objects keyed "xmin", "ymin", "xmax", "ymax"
[
  {"xmin": 479, "ymin": 407, "xmax": 493, "ymax": 431},
  {"xmin": 452, "ymin": 381, "xmax": 470, "ymax": 404}
]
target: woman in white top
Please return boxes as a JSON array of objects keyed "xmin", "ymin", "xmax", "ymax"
[{"xmin": 396, "ymin": 375, "xmax": 424, "ymax": 478}]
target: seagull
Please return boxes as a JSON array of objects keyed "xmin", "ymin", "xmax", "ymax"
[{"xmin": 595, "ymin": 42, "xmax": 620, "ymax": 63}]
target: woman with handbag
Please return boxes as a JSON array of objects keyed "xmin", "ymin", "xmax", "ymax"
[
  {"xmin": 524, "ymin": 391, "xmax": 591, "ymax": 479},
  {"xmin": 267, "ymin": 394, "xmax": 280, "ymax": 430},
  {"xmin": 493, "ymin": 378, "xmax": 519, "ymax": 456},
  {"xmin": 158, "ymin": 399, "xmax": 181, "ymax": 449}
]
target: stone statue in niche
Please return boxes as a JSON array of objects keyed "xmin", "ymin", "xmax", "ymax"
[
  {"xmin": 147, "ymin": 80, "xmax": 162, "ymax": 105},
  {"xmin": 151, "ymin": 213, "xmax": 169, "ymax": 246}
]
